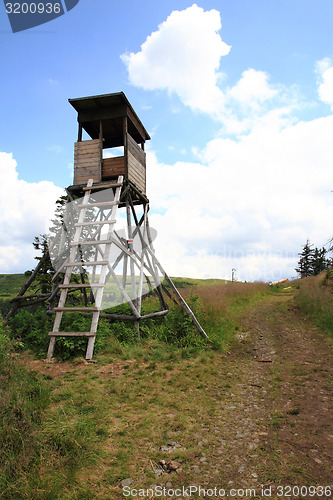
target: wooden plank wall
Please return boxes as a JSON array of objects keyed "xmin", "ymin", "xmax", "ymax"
[
  {"xmin": 126, "ymin": 133, "xmax": 146, "ymax": 193},
  {"xmin": 74, "ymin": 139, "xmax": 101, "ymax": 185},
  {"xmin": 102, "ymin": 156, "xmax": 125, "ymax": 179}
]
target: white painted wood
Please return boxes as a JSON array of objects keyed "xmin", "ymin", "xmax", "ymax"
[
  {"xmin": 48, "ymin": 177, "xmax": 126, "ymax": 360},
  {"xmin": 48, "ymin": 172, "xmax": 208, "ymax": 361}
]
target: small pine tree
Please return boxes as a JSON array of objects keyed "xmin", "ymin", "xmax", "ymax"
[
  {"xmin": 295, "ymin": 240, "xmax": 314, "ymax": 278},
  {"xmin": 32, "ymin": 234, "xmax": 54, "ymax": 294},
  {"xmin": 27, "ymin": 196, "xmax": 68, "ymax": 295},
  {"xmin": 296, "ymin": 241, "xmax": 330, "ymax": 278},
  {"xmin": 30, "ymin": 193, "xmax": 95, "ymax": 294}
]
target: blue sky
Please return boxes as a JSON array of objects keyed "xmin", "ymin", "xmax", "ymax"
[{"xmin": 0, "ymin": 0, "xmax": 333, "ymax": 281}]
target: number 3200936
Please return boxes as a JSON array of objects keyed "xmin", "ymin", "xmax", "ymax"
[{"xmin": 6, "ymin": 3, "xmax": 62, "ymax": 14}]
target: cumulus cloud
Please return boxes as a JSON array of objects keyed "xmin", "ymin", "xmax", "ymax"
[
  {"xmin": 0, "ymin": 152, "xmax": 62, "ymax": 272},
  {"xmin": 227, "ymin": 68, "xmax": 278, "ymax": 110},
  {"xmin": 316, "ymin": 57, "xmax": 333, "ymax": 110},
  {"xmin": 147, "ymin": 113, "xmax": 333, "ymax": 281},
  {"xmin": 122, "ymin": 6, "xmax": 333, "ymax": 281},
  {"xmin": 122, "ymin": 3, "xmax": 296, "ymax": 134},
  {"xmin": 121, "ymin": 4, "xmax": 230, "ymax": 115}
]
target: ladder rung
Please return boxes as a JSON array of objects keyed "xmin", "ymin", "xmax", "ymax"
[
  {"xmin": 58, "ymin": 283, "xmax": 102, "ymax": 290},
  {"xmin": 66, "ymin": 260, "xmax": 109, "ymax": 267},
  {"xmin": 74, "ymin": 220, "xmax": 116, "ymax": 227},
  {"xmin": 54, "ymin": 307, "xmax": 101, "ymax": 312},
  {"xmin": 83, "ymin": 182, "xmax": 123, "ymax": 191},
  {"xmin": 70, "ymin": 240, "xmax": 112, "ymax": 247},
  {"xmin": 77, "ymin": 201, "xmax": 120, "ymax": 209},
  {"xmin": 48, "ymin": 331, "xmax": 96, "ymax": 337}
]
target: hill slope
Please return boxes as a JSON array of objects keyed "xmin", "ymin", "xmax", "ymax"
[{"xmin": 1, "ymin": 282, "xmax": 332, "ymax": 498}]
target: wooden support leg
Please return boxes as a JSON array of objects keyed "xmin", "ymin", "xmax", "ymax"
[
  {"xmin": 126, "ymin": 200, "xmax": 137, "ymax": 311},
  {"xmin": 135, "ymin": 320, "xmax": 140, "ymax": 340},
  {"xmin": 47, "ymin": 337, "xmax": 56, "ymax": 359},
  {"xmin": 146, "ymin": 246, "xmax": 208, "ymax": 339},
  {"xmin": 86, "ymin": 336, "xmax": 96, "ymax": 360}
]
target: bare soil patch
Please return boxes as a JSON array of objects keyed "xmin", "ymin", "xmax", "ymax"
[{"xmin": 223, "ymin": 293, "xmax": 333, "ymax": 493}]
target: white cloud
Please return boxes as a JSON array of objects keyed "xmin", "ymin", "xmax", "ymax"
[
  {"xmin": 121, "ymin": 4, "xmax": 298, "ymax": 133},
  {"xmin": 123, "ymin": 7, "xmax": 333, "ymax": 281},
  {"xmin": 147, "ymin": 113, "xmax": 333, "ymax": 281},
  {"xmin": 0, "ymin": 152, "xmax": 62, "ymax": 273},
  {"xmin": 121, "ymin": 4, "xmax": 230, "ymax": 115},
  {"xmin": 316, "ymin": 57, "xmax": 333, "ymax": 110},
  {"xmin": 227, "ymin": 68, "xmax": 278, "ymax": 110}
]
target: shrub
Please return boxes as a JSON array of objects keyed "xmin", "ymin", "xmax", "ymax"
[
  {"xmin": 8, "ymin": 307, "xmax": 51, "ymax": 356},
  {"xmin": 140, "ymin": 293, "xmax": 208, "ymax": 348}
]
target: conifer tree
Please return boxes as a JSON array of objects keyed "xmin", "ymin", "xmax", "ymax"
[
  {"xmin": 295, "ymin": 240, "xmax": 314, "ymax": 278},
  {"xmin": 311, "ymin": 247, "xmax": 330, "ymax": 275},
  {"xmin": 295, "ymin": 240, "xmax": 330, "ymax": 278}
]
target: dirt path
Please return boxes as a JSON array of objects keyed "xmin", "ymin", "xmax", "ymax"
[
  {"xmin": 242, "ymin": 294, "xmax": 333, "ymax": 485},
  {"xmin": 193, "ymin": 293, "xmax": 333, "ymax": 498}
]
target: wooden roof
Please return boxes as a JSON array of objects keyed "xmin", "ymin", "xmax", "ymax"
[{"xmin": 68, "ymin": 92, "xmax": 151, "ymax": 149}]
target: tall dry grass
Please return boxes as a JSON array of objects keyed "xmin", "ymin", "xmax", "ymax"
[
  {"xmin": 194, "ymin": 281, "xmax": 268, "ymax": 313},
  {"xmin": 178, "ymin": 281, "xmax": 269, "ymax": 349},
  {"xmin": 295, "ymin": 275, "xmax": 333, "ymax": 336}
]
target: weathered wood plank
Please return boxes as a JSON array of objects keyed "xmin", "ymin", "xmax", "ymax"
[
  {"xmin": 103, "ymin": 157, "xmax": 125, "ymax": 166},
  {"xmin": 49, "ymin": 331, "xmax": 96, "ymax": 337},
  {"xmin": 127, "ymin": 108, "xmax": 148, "ymax": 144},
  {"xmin": 75, "ymin": 139, "xmax": 101, "ymax": 151},
  {"xmin": 128, "ymin": 169, "xmax": 145, "ymax": 189},
  {"xmin": 102, "ymin": 161, "xmax": 124, "ymax": 169},
  {"xmin": 74, "ymin": 175, "xmax": 99, "ymax": 184},
  {"xmin": 75, "ymin": 142, "xmax": 101, "ymax": 150},
  {"xmin": 128, "ymin": 150, "xmax": 145, "ymax": 192},
  {"xmin": 77, "ymin": 200, "xmax": 119, "ymax": 209},
  {"xmin": 54, "ymin": 307, "xmax": 101, "ymax": 312},
  {"xmin": 74, "ymin": 140, "xmax": 102, "ymax": 185},
  {"xmin": 74, "ymin": 220, "xmax": 116, "ymax": 227},
  {"xmin": 102, "ymin": 156, "xmax": 125, "ymax": 178},
  {"xmin": 75, "ymin": 157, "xmax": 101, "ymax": 166},
  {"xmin": 74, "ymin": 169, "xmax": 101, "ymax": 179},
  {"xmin": 140, "ymin": 310, "xmax": 169, "ymax": 320},
  {"xmin": 127, "ymin": 133, "xmax": 145, "ymax": 164},
  {"xmin": 82, "ymin": 181, "xmax": 123, "ymax": 190},
  {"xmin": 102, "ymin": 169, "xmax": 124, "ymax": 178},
  {"xmin": 75, "ymin": 152, "xmax": 101, "ymax": 161},
  {"xmin": 59, "ymin": 283, "xmax": 104, "ymax": 289}
]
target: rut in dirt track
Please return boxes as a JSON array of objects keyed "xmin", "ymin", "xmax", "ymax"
[{"xmin": 186, "ymin": 293, "xmax": 332, "ymax": 494}]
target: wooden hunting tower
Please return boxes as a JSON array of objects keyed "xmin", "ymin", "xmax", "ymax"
[
  {"xmin": 45, "ymin": 92, "xmax": 207, "ymax": 360},
  {"xmin": 69, "ymin": 92, "xmax": 150, "ymax": 196}
]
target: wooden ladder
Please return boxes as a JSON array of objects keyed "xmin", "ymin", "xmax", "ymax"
[{"xmin": 47, "ymin": 176, "xmax": 123, "ymax": 360}]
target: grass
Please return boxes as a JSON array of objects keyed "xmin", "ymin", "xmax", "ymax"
[
  {"xmin": 0, "ymin": 322, "xmax": 50, "ymax": 498},
  {"xmin": 0, "ymin": 274, "xmax": 27, "ymax": 299},
  {"xmin": 0, "ymin": 278, "xmax": 274, "ymax": 498},
  {"xmin": 294, "ymin": 273, "xmax": 333, "ymax": 337}
]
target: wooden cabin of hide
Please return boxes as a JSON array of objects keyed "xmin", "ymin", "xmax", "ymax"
[{"xmin": 68, "ymin": 92, "xmax": 150, "ymax": 196}]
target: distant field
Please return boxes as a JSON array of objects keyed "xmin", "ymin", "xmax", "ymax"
[
  {"xmin": 0, "ymin": 273, "xmax": 26, "ymax": 298},
  {"xmin": 0, "ymin": 273, "xmax": 230, "ymax": 301},
  {"xmin": 170, "ymin": 276, "xmax": 229, "ymax": 287}
]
